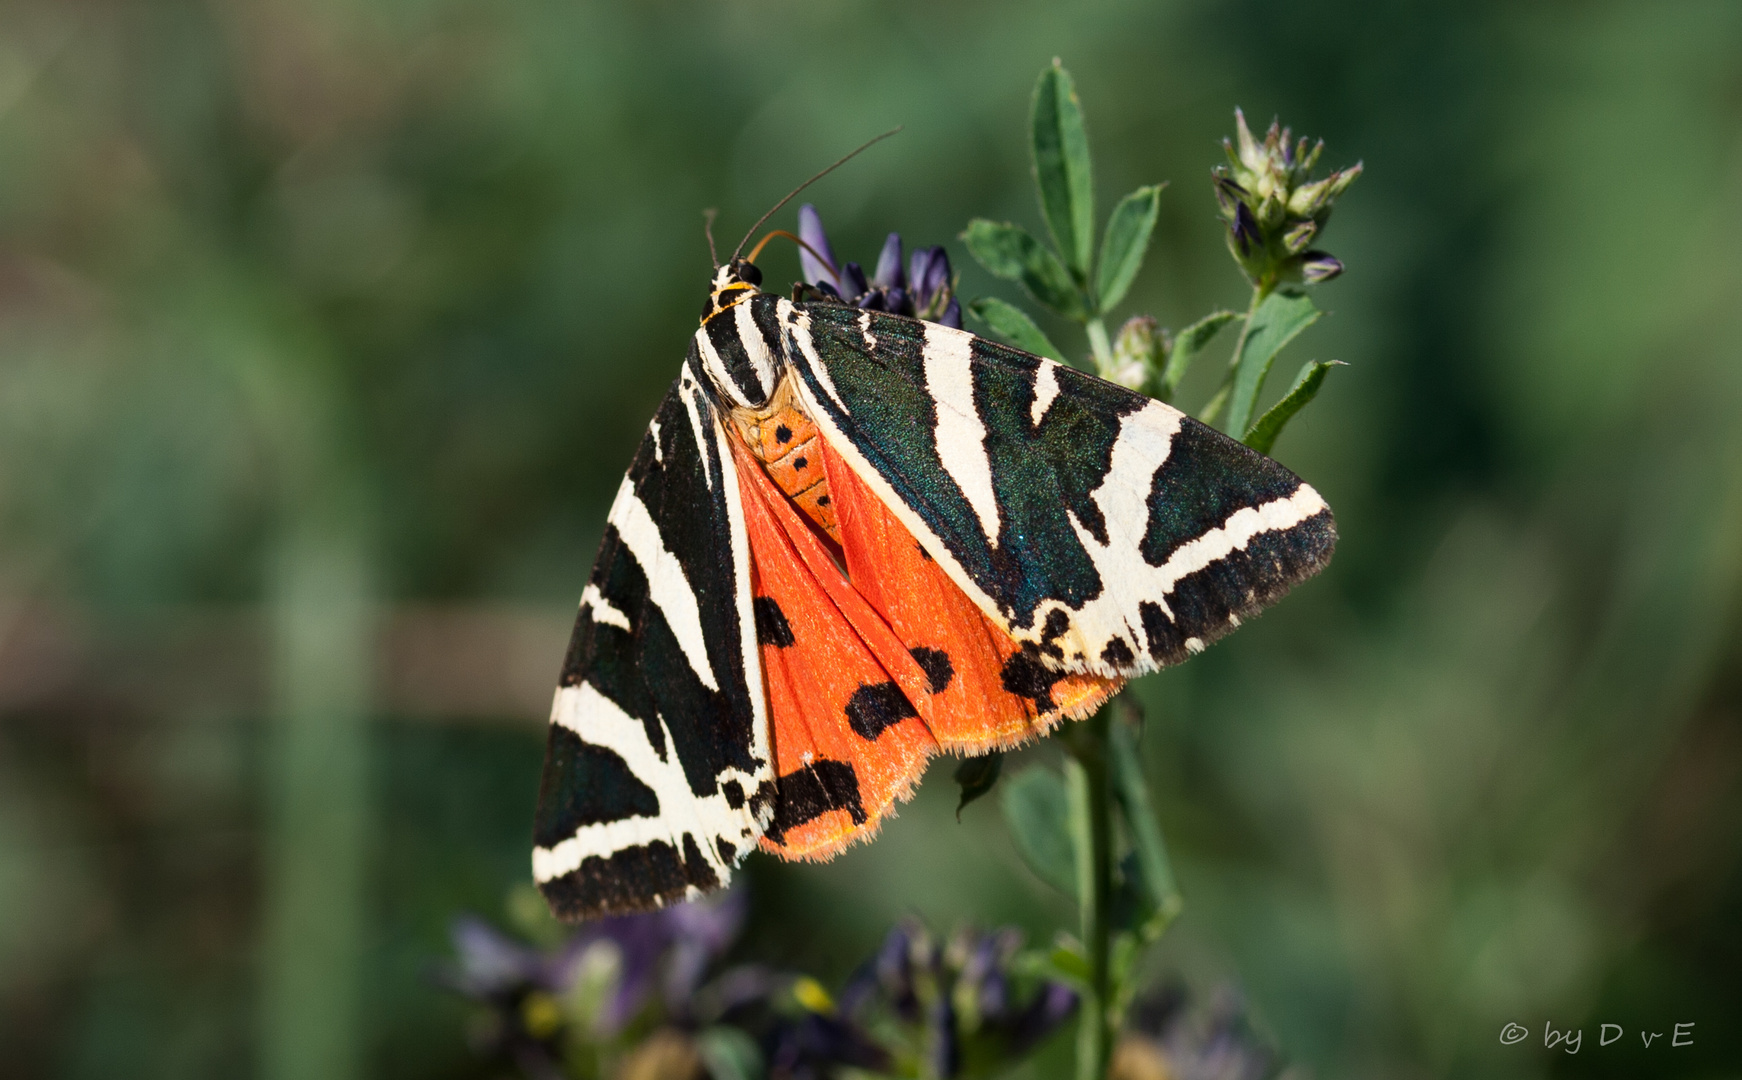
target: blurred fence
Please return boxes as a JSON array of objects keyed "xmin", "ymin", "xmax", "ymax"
[{"xmin": 0, "ymin": 604, "xmax": 568, "ymax": 727}]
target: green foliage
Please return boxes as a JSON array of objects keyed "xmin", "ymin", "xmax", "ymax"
[
  {"xmin": 964, "ymin": 59, "xmax": 1170, "ymax": 378},
  {"xmin": 695, "ymin": 1026, "xmax": 763, "ymax": 1080},
  {"xmin": 1157, "ymin": 310, "xmax": 1238, "ymax": 401},
  {"xmin": 967, "ymin": 298, "xmax": 1066, "ymax": 362},
  {"xmin": 999, "ymin": 765, "xmax": 1078, "ymax": 898},
  {"xmin": 953, "ymin": 750, "xmax": 1005, "ymax": 819},
  {"xmin": 968, "ymin": 60, "xmax": 1360, "ymax": 1080},
  {"xmin": 1244, "ymin": 360, "xmax": 1343, "ymax": 455},
  {"xmin": 1094, "ymin": 185, "xmax": 1164, "ymax": 315},
  {"xmin": 1106, "ymin": 715, "xmax": 1181, "ymax": 942},
  {"xmin": 1214, "ymin": 108, "xmax": 1362, "ymax": 291},
  {"xmin": 1221, "ymin": 288, "xmax": 1322, "ymax": 438},
  {"xmin": 961, "ymin": 219, "xmax": 1088, "ymax": 321},
  {"xmin": 1032, "ymin": 59, "xmax": 1096, "ymax": 281},
  {"xmin": 964, "ymin": 60, "xmax": 1340, "ymax": 465}
]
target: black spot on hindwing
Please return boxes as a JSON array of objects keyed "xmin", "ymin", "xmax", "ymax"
[
  {"xmin": 844, "ymin": 681, "xmax": 918, "ymax": 740},
  {"xmin": 999, "ymin": 646, "xmax": 1068, "ymax": 714},
  {"xmin": 765, "ymin": 760, "xmax": 867, "ymax": 843},
  {"xmin": 909, "ymin": 647, "xmax": 955, "ymax": 694},
  {"xmin": 754, "ymin": 596, "xmax": 795, "ymax": 647}
]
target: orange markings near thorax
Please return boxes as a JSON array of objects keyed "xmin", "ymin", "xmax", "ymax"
[{"xmin": 729, "ymin": 375, "xmax": 839, "ymax": 542}]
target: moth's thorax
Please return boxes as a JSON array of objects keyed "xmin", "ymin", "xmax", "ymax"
[
  {"xmin": 694, "ymin": 265, "xmax": 784, "ymax": 409},
  {"xmin": 728, "ymin": 373, "xmax": 839, "ymax": 542}
]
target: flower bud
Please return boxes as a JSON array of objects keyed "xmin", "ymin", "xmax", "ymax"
[
  {"xmin": 1300, "ymin": 251, "xmax": 1344, "ymax": 283},
  {"xmin": 1211, "ymin": 110, "xmax": 1361, "ymax": 288},
  {"xmin": 1282, "ymin": 220, "xmax": 1317, "ymax": 254},
  {"xmin": 1106, "ymin": 315, "xmax": 1159, "ymax": 390}
]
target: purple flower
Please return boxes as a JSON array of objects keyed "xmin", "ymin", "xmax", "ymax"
[
  {"xmin": 796, "ymin": 204, "xmax": 962, "ymax": 328},
  {"xmin": 563, "ymin": 886, "xmax": 746, "ymax": 1031},
  {"xmin": 434, "ymin": 918, "xmax": 573, "ymax": 1080},
  {"xmin": 768, "ymin": 1012, "xmax": 890, "ymax": 1080},
  {"xmin": 435, "ymin": 890, "xmax": 748, "ymax": 1076},
  {"xmin": 1300, "ymin": 251, "xmax": 1345, "ymax": 284},
  {"xmin": 442, "ymin": 916, "xmax": 558, "ymax": 999},
  {"xmin": 827, "ymin": 919, "xmax": 1077, "ymax": 1077}
]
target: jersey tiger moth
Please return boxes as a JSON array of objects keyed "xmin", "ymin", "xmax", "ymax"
[{"xmin": 532, "ymin": 230, "xmax": 1335, "ymax": 921}]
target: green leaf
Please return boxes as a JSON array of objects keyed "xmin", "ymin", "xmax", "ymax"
[
  {"xmin": 1225, "ymin": 289, "xmax": 1321, "ymax": 437},
  {"xmin": 1094, "ymin": 184, "xmax": 1163, "ymax": 314},
  {"xmin": 967, "ymin": 297, "xmax": 1066, "ymax": 362},
  {"xmin": 1243, "ymin": 360, "xmax": 1344, "ymax": 454},
  {"xmin": 1108, "ymin": 717, "xmax": 1181, "ymax": 941},
  {"xmin": 1063, "ymin": 756, "xmax": 1096, "ymax": 915},
  {"xmin": 953, "ymin": 750, "xmax": 1004, "ymax": 820},
  {"xmin": 961, "ymin": 219, "xmax": 1087, "ymax": 320},
  {"xmin": 999, "ymin": 765, "xmax": 1078, "ymax": 898},
  {"xmin": 695, "ymin": 1025, "xmax": 764, "ymax": 1080},
  {"xmin": 1010, "ymin": 941, "xmax": 1087, "ymax": 988},
  {"xmin": 1044, "ymin": 942, "xmax": 1092, "ymax": 987},
  {"xmin": 1159, "ymin": 309, "xmax": 1238, "ymax": 400},
  {"xmin": 1031, "ymin": 59, "xmax": 1095, "ymax": 280}
]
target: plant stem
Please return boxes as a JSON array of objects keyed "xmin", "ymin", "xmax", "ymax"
[
  {"xmin": 1085, "ymin": 316, "xmax": 1114, "ymax": 376},
  {"xmin": 1065, "ymin": 706, "xmax": 1115, "ymax": 1080},
  {"xmin": 1197, "ymin": 281, "xmax": 1269, "ymax": 429}
]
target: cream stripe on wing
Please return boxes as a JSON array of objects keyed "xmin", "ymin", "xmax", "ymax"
[
  {"xmin": 1030, "ymin": 361, "xmax": 1061, "ymax": 427},
  {"xmin": 606, "ymin": 477, "xmax": 719, "ymax": 691},
  {"xmin": 922, "ymin": 322, "xmax": 1002, "ymax": 549},
  {"xmin": 734, "ymin": 298, "xmax": 778, "ymax": 397},
  {"xmin": 709, "ymin": 403, "xmax": 772, "ymax": 777},
  {"xmin": 784, "ymin": 366, "xmax": 1013, "ymax": 635},
  {"xmin": 535, "ymin": 683, "xmax": 737, "ymax": 882},
  {"xmin": 580, "ymin": 583, "xmax": 631, "ymax": 631},
  {"xmin": 781, "ymin": 302, "xmax": 850, "ymax": 416},
  {"xmin": 1147, "ymin": 485, "xmax": 1329, "ymax": 608}
]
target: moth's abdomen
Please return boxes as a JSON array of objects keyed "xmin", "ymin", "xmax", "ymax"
[{"xmin": 730, "ymin": 375, "xmax": 840, "ymax": 542}]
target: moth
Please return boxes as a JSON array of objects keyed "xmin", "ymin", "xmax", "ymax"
[{"xmin": 533, "ymin": 212, "xmax": 1335, "ymax": 922}]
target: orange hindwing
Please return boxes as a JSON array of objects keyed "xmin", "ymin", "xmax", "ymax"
[
  {"xmin": 731, "ymin": 440, "xmax": 937, "ymax": 860},
  {"xmin": 731, "ymin": 424, "xmax": 1121, "ymax": 862},
  {"xmin": 821, "ymin": 436, "xmax": 1122, "ymax": 752}
]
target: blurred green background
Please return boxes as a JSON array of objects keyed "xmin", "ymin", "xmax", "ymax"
[{"xmin": 2, "ymin": 1, "xmax": 1739, "ymax": 1078}]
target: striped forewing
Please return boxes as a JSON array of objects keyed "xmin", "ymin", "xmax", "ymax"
[
  {"xmin": 533, "ymin": 364, "xmax": 773, "ymax": 920},
  {"xmin": 779, "ymin": 302, "xmax": 1335, "ymax": 677}
]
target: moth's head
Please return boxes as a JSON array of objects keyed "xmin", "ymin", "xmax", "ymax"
[
  {"xmin": 693, "ymin": 257, "xmax": 782, "ymax": 410},
  {"xmin": 700, "ymin": 259, "xmax": 762, "ymax": 325}
]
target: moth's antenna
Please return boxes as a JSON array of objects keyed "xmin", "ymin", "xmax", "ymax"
[
  {"xmin": 745, "ymin": 229, "xmax": 830, "ymax": 268},
  {"xmin": 703, "ymin": 208, "xmax": 721, "ymax": 269},
  {"xmin": 730, "ymin": 127, "xmax": 902, "ymax": 262}
]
